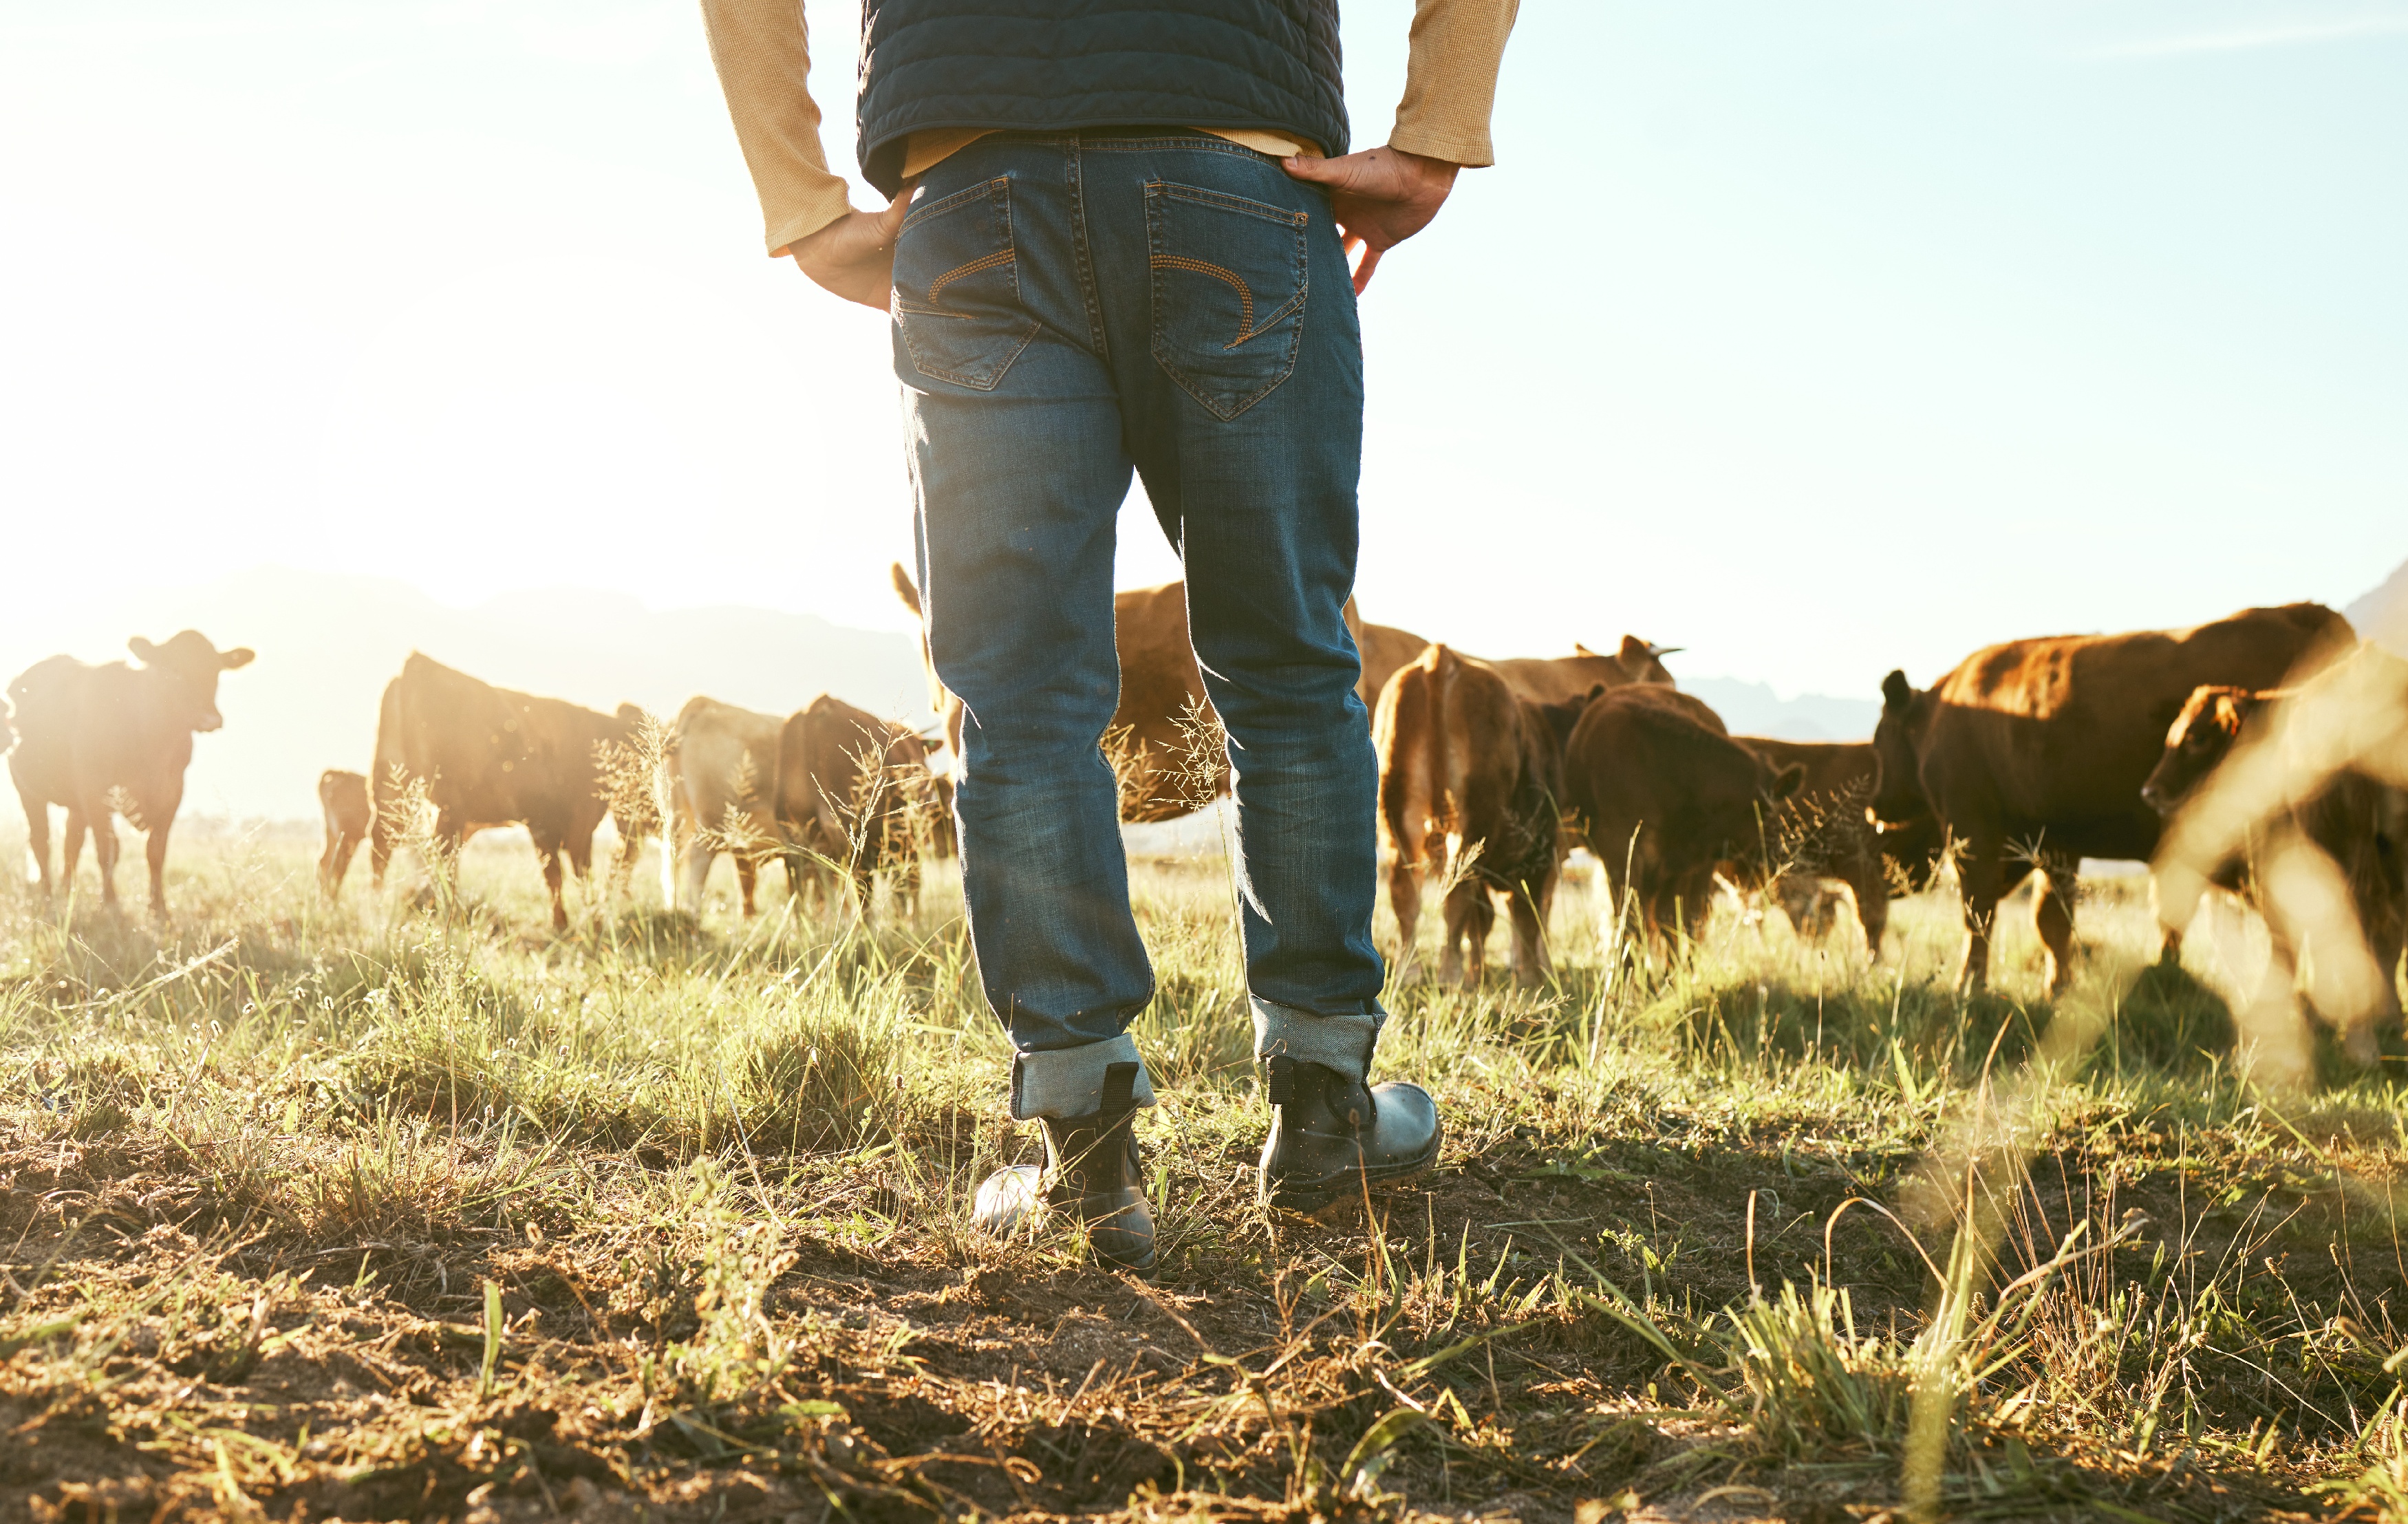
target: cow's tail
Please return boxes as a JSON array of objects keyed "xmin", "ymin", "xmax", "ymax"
[
  {"xmin": 1374, "ymin": 652, "xmax": 1420, "ymax": 869},
  {"xmin": 1379, "ymin": 645, "xmax": 1454, "ymax": 874}
]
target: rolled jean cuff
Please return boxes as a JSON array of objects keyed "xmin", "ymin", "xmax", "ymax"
[
  {"xmin": 1010, "ymin": 1035, "xmax": 1157, "ymax": 1120},
  {"xmin": 1251, "ymin": 996, "xmax": 1382, "ymax": 1082}
]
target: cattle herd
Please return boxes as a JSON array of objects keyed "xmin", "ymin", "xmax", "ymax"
[{"xmin": 6, "ymin": 578, "xmax": 2405, "ymax": 1051}]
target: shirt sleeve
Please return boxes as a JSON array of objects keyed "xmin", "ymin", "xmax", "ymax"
[
  {"xmin": 698, "ymin": 0, "xmax": 857, "ymax": 256},
  {"xmin": 1387, "ymin": 0, "xmax": 1520, "ymax": 168}
]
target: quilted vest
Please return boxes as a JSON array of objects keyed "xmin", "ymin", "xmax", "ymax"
[{"xmin": 855, "ymin": 0, "xmax": 1350, "ymax": 197}]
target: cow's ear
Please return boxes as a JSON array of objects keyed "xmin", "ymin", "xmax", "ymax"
[
  {"xmin": 1881, "ymin": 670, "xmax": 1913, "ymax": 709},
  {"xmin": 1772, "ymin": 762, "xmax": 1807, "ymax": 801},
  {"xmin": 128, "ymin": 636, "xmax": 159, "ymax": 665},
  {"xmin": 219, "ymin": 647, "xmax": 256, "ymax": 670}
]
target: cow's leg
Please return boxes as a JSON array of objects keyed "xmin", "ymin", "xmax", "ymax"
[
  {"xmin": 532, "ymin": 831, "xmax": 570, "ymax": 932},
  {"xmin": 566, "ymin": 830, "xmax": 599, "ymax": 922},
  {"xmin": 143, "ymin": 785, "xmax": 182, "ymax": 920},
  {"xmin": 735, "ymin": 854, "xmax": 760, "ymax": 918},
  {"xmin": 1846, "ymin": 843, "xmax": 1891, "ymax": 958},
  {"xmin": 680, "ymin": 840, "xmax": 714, "ymax": 914},
  {"xmin": 144, "ymin": 829, "xmax": 173, "ymax": 919},
  {"xmin": 1507, "ymin": 872, "xmax": 1554, "ymax": 987},
  {"xmin": 61, "ymin": 806, "xmax": 88, "ymax": 899},
  {"xmin": 2033, "ymin": 859, "xmax": 2079, "ymax": 998},
  {"xmin": 84, "ymin": 802, "xmax": 122, "ymax": 910},
  {"xmin": 329, "ymin": 829, "xmax": 362, "ymax": 897},
  {"xmin": 1668, "ymin": 866, "xmax": 1718, "ymax": 947},
  {"xmin": 17, "ymin": 790, "xmax": 53, "ymax": 900},
  {"xmin": 319, "ymin": 825, "xmax": 345, "ymax": 897},
  {"xmin": 1953, "ymin": 833, "xmax": 2006, "ymax": 996},
  {"xmin": 1439, "ymin": 878, "xmax": 1486, "ymax": 987}
]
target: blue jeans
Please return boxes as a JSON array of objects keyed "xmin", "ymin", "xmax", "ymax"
[{"xmin": 893, "ymin": 130, "xmax": 1385, "ymax": 1119}]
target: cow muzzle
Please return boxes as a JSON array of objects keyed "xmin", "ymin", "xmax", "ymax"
[{"xmin": 196, "ymin": 710, "xmax": 224, "ymax": 733}]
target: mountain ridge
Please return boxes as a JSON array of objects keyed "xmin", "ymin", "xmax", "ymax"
[{"xmin": 2346, "ymin": 557, "xmax": 2408, "ymax": 656}]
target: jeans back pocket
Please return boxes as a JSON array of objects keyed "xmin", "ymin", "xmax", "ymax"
[
  {"xmin": 1146, "ymin": 180, "xmax": 1309, "ymax": 420},
  {"xmin": 894, "ymin": 177, "xmax": 1040, "ymax": 391}
]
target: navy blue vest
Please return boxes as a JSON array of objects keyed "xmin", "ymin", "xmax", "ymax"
[{"xmin": 855, "ymin": 1, "xmax": 1349, "ymax": 197}]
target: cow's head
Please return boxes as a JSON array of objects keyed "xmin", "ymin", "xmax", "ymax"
[
  {"xmin": 1871, "ymin": 669, "xmax": 1932, "ymax": 824},
  {"xmin": 1613, "ymin": 636, "xmax": 1681, "ymax": 686},
  {"xmin": 2141, "ymin": 685, "xmax": 2258, "ymax": 816},
  {"xmin": 129, "ymin": 631, "xmax": 254, "ymax": 733},
  {"xmin": 1534, "ymin": 683, "xmax": 1608, "ymax": 751}
]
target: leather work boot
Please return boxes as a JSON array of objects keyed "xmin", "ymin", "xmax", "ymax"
[
  {"xmin": 972, "ymin": 1062, "xmax": 1157, "ymax": 1273},
  {"xmin": 1257, "ymin": 1055, "xmax": 1441, "ymax": 1212}
]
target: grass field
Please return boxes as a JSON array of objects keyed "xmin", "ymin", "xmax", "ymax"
[{"xmin": 4, "ymin": 819, "xmax": 2407, "ymax": 1524}]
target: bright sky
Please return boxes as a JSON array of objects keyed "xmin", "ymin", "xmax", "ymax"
[{"xmin": 3, "ymin": 1, "xmax": 2402, "ymax": 700}]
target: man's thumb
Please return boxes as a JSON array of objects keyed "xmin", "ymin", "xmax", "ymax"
[
  {"xmin": 1282, "ymin": 153, "xmax": 1342, "ymax": 185},
  {"xmin": 874, "ymin": 193, "xmax": 910, "ymax": 242}
]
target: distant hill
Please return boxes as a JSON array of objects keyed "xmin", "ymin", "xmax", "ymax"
[
  {"xmin": 0, "ymin": 568, "xmax": 929, "ymax": 823},
  {"xmin": 1680, "ymin": 676, "xmax": 1881, "ymax": 742},
  {"xmin": 2347, "ymin": 557, "xmax": 2408, "ymax": 656}
]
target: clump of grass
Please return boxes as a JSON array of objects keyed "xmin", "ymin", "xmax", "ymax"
[
  {"xmin": 740, "ymin": 1001, "xmax": 900, "ymax": 1152},
  {"xmin": 1724, "ymin": 1277, "xmax": 1914, "ymax": 1462}
]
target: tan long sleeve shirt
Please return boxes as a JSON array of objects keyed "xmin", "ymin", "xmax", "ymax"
[{"xmin": 700, "ymin": 1, "xmax": 1520, "ymax": 257}]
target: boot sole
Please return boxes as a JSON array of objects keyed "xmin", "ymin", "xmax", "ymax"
[{"xmin": 1259, "ymin": 1127, "xmax": 1443, "ymax": 1213}]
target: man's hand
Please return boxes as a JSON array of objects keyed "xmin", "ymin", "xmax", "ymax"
[
  {"xmin": 1282, "ymin": 145, "xmax": 1460, "ymax": 294},
  {"xmin": 787, "ymin": 194, "xmax": 910, "ymax": 310}
]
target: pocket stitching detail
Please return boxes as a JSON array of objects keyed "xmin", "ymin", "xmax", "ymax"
[
  {"xmin": 925, "ymin": 247, "xmax": 1016, "ymax": 312},
  {"xmin": 1152, "ymin": 255, "xmax": 1276, "ymax": 350}
]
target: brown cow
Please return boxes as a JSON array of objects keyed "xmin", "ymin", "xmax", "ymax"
[
  {"xmin": 368, "ymin": 652, "xmax": 641, "ymax": 931},
  {"xmin": 773, "ymin": 694, "xmax": 947, "ymax": 916},
  {"xmin": 319, "ymin": 769, "xmax": 371, "ymax": 898},
  {"xmin": 664, "ymin": 696, "xmax": 788, "ymax": 916},
  {"xmin": 1375, "ymin": 645, "xmax": 1593, "ymax": 985},
  {"xmin": 8, "ymin": 632, "xmax": 255, "ymax": 918},
  {"xmin": 2146, "ymin": 647, "xmax": 2408, "ymax": 1060},
  {"xmin": 1874, "ymin": 603, "xmax": 2356, "ymax": 997},
  {"xmin": 1564, "ymin": 687, "xmax": 1804, "ymax": 953}
]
